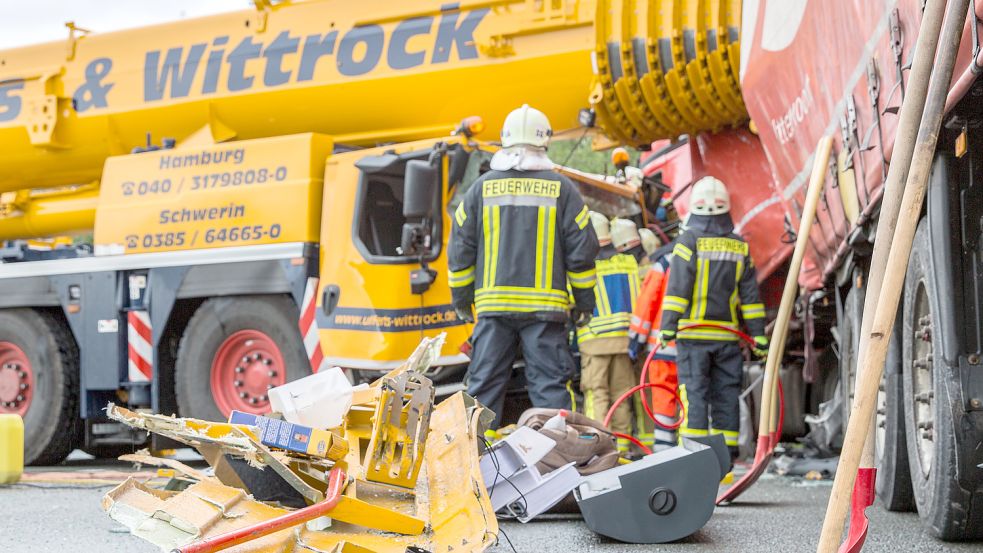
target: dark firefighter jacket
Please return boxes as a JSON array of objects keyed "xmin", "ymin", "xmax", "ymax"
[
  {"xmin": 448, "ymin": 169, "xmax": 600, "ymax": 322},
  {"xmin": 659, "ymin": 214, "xmax": 766, "ymax": 341}
]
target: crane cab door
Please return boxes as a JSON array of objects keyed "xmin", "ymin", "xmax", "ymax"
[{"xmin": 315, "ymin": 139, "xmax": 483, "ymax": 372}]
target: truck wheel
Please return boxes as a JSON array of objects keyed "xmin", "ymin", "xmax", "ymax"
[
  {"xmin": 838, "ymin": 281, "xmax": 863, "ymax": 429},
  {"xmin": 0, "ymin": 309, "xmax": 78, "ymax": 465},
  {"xmin": 175, "ymin": 295, "xmax": 310, "ymax": 421},
  {"xmin": 875, "ymin": 316, "xmax": 914, "ymax": 511},
  {"xmin": 902, "ymin": 221, "xmax": 977, "ymax": 539}
]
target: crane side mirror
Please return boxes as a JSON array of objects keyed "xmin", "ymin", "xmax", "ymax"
[{"xmin": 403, "ymin": 160, "xmax": 438, "ymax": 219}]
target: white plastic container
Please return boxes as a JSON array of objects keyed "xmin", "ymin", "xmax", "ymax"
[{"xmin": 268, "ymin": 367, "xmax": 361, "ymax": 430}]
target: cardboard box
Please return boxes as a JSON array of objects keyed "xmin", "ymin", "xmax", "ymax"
[{"xmin": 229, "ymin": 411, "xmax": 340, "ymax": 460}]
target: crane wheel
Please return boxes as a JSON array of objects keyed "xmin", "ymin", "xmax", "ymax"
[
  {"xmin": 0, "ymin": 309, "xmax": 78, "ymax": 466},
  {"xmin": 175, "ymin": 295, "xmax": 311, "ymax": 421}
]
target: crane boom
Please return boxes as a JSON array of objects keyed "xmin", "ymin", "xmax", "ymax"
[{"xmin": 0, "ymin": 0, "xmax": 746, "ymax": 195}]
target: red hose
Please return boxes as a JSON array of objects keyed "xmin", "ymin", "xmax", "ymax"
[
  {"xmin": 603, "ymin": 323, "xmax": 768, "ymax": 439},
  {"xmin": 613, "ymin": 431, "xmax": 653, "ymax": 455}
]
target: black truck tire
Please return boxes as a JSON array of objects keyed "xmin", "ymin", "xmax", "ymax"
[
  {"xmin": 902, "ymin": 221, "xmax": 979, "ymax": 539},
  {"xmin": 175, "ymin": 295, "xmax": 310, "ymax": 422},
  {"xmin": 0, "ymin": 309, "xmax": 79, "ymax": 466},
  {"xmin": 875, "ymin": 315, "xmax": 914, "ymax": 511}
]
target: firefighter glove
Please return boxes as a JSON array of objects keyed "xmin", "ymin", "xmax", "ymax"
[
  {"xmin": 657, "ymin": 329, "xmax": 676, "ymax": 347},
  {"xmin": 572, "ymin": 307, "xmax": 592, "ymax": 328},
  {"xmin": 753, "ymin": 336, "xmax": 769, "ymax": 359},
  {"xmin": 627, "ymin": 339, "xmax": 641, "ymax": 361},
  {"xmin": 454, "ymin": 304, "xmax": 475, "ymax": 324}
]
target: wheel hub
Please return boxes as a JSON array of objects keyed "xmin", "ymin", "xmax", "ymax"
[
  {"xmin": 210, "ymin": 330, "xmax": 286, "ymax": 417},
  {"xmin": 912, "ymin": 283, "xmax": 935, "ymax": 477},
  {"xmin": 0, "ymin": 342, "xmax": 33, "ymax": 417}
]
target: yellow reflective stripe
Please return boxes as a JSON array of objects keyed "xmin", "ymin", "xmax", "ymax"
[
  {"xmin": 454, "ymin": 203, "xmax": 467, "ymax": 226},
  {"xmin": 680, "ymin": 428, "xmax": 709, "ymax": 437},
  {"xmin": 535, "ymin": 206, "xmax": 546, "ymax": 289},
  {"xmin": 689, "ymin": 259, "xmax": 703, "ymax": 320},
  {"xmin": 475, "ymin": 295, "xmax": 568, "ymax": 307},
  {"xmin": 698, "ymin": 259, "xmax": 710, "ymax": 321},
  {"xmin": 482, "ymin": 205, "xmax": 492, "ymax": 288},
  {"xmin": 663, "ymin": 295, "xmax": 689, "ymax": 311},
  {"xmin": 673, "ymin": 243, "xmax": 693, "ymax": 262},
  {"xmin": 584, "ymin": 390, "xmax": 595, "ymax": 419},
  {"xmin": 741, "ymin": 303, "xmax": 766, "ymax": 319},
  {"xmin": 448, "ymin": 266, "xmax": 475, "ymax": 288},
  {"xmin": 575, "ymin": 205, "xmax": 590, "ymax": 230},
  {"xmin": 476, "ymin": 286, "xmax": 569, "ymax": 300},
  {"xmin": 567, "ymin": 267, "xmax": 597, "ymax": 289},
  {"xmin": 475, "ymin": 303, "xmax": 567, "ymax": 314},
  {"xmin": 597, "ymin": 271, "xmax": 611, "ymax": 316},
  {"xmin": 475, "ymin": 286, "xmax": 571, "ymax": 313},
  {"xmin": 567, "ymin": 380, "xmax": 577, "ymax": 413},
  {"xmin": 712, "ymin": 428, "xmax": 740, "ymax": 446},
  {"xmin": 490, "ymin": 206, "xmax": 500, "ymax": 286},
  {"xmin": 678, "ymin": 328, "xmax": 741, "ymax": 341},
  {"xmin": 545, "ymin": 206, "xmax": 557, "ymax": 286},
  {"xmin": 578, "ymin": 329, "xmax": 630, "ymax": 342},
  {"xmin": 679, "ymin": 384, "xmax": 689, "ymax": 437}
]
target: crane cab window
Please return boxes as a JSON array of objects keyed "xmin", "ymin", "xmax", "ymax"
[{"xmin": 353, "ymin": 150, "xmax": 442, "ymax": 264}]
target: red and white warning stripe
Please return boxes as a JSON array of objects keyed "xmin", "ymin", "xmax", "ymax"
[
  {"xmin": 300, "ymin": 277, "xmax": 327, "ymax": 373},
  {"xmin": 127, "ymin": 310, "xmax": 153, "ymax": 382}
]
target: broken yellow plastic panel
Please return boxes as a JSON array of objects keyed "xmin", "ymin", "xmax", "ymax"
[
  {"xmin": 364, "ymin": 371, "xmax": 434, "ymax": 489},
  {"xmin": 104, "ymin": 393, "xmax": 498, "ymax": 552}
]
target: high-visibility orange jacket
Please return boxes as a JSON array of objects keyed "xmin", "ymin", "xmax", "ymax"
[{"xmin": 628, "ymin": 254, "xmax": 676, "ymax": 359}]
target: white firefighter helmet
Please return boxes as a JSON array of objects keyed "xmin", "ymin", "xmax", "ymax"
[
  {"xmin": 639, "ymin": 228, "xmax": 660, "ymax": 256},
  {"xmin": 624, "ymin": 166, "xmax": 645, "ymax": 189},
  {"xmin": 611, "ymin": 218, "xmax": 641, "ymax": 252},
  {"xmin": 501, "ymin": 104, "xmax": 553, "ymax": 148},
  {"xmin": 589, "ymin": 211, "xmax": 612, "ymax": 246},
  {"xmin": 689, "ymin": 176, "xmax": 731, "ymax": 215}
]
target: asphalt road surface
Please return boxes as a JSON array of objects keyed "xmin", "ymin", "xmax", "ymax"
[{"xmin": 1, "ymin": 452, "xmax": 977, "ymax": 553}]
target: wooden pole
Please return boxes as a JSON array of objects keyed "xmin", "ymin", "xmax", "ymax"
[
  {"xmin": 852, "ymin": 0, "xmax": 949, "ymax": 495},
  {"xmin": 817, "ymin": 1, "xmax": 970, "ymax": 550},
  {"xmin": 759, "ymin": 136, "xmax": 833, "ymax": 450}
]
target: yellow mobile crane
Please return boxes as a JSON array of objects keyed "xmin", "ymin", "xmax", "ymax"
[{"xmin": 0, "ymin": 0, "xmax": 743, "ymax": 465}]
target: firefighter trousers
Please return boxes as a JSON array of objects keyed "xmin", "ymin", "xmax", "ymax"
[
  {"xmin": 677, "ymin": 340, "xmax": 742, "ymax": 454},
  {"xmin": 466, "ymin": 317, "xmax": 575, "ymax": 428},
  {"xmin": 635, "ymin": 358, "xmax": 678, "ymax": 449},
  {"xmin": 580, "ymin": 350, "xmax": 634, "ymax": 450}
]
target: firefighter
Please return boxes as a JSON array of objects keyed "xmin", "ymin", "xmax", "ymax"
[
  {"xmin": 628, "ymin": 243, "xmax": 678, "ymax": 451},
  {"xmin": 448, "ymin": 104, "xmax": 600, "ymax": 427},
  {"xmin": 639, "ymin": 228, "xmax": 661, "ymax": 260},
  {"xmin": 611, "ymin": 218, "xmax": 646, "ymax": 263},
  {"xmin": 658, "ymin": 176, "xmax": 768, "ymax": 459},
  {"xmin": 578, "ymin": 212, "xmax": 640, "ymax": 453}
]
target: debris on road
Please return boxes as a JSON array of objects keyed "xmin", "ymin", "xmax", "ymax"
[
  {"xmin": 102, "ymin": 335, "xmax": 500, "ymax": 553},
  {"xmin": 576, "ymin": 438, "xmax": 722, "ymax": 544}
]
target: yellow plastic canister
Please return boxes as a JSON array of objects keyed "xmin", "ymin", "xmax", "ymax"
[{"xmin": 0, "ymin": 414, "xmax": 24, "ymax": 484}]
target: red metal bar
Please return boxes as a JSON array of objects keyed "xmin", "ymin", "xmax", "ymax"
[{"xmin": 173, "ymin": 467, "xmax": 347, "ymax": 553}]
